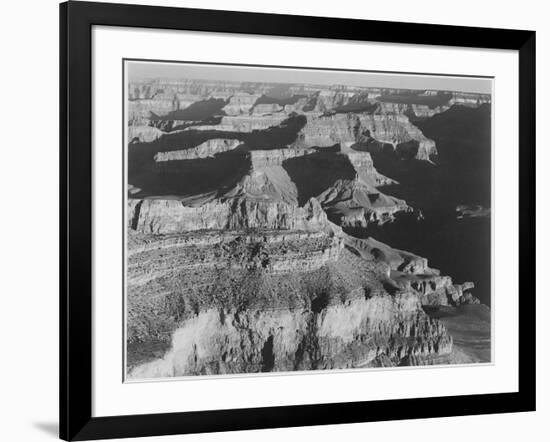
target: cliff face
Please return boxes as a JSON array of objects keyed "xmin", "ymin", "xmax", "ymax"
[
  {"xmin": 292, "ymin": 111, "xmax": 437, "ymax": 161},
  {"xmin": 129, "ymin": 292, "xmax": 451, "ymax": 378},
  {"xmin": 222, "ymin": 93, "xmax": 261, "ymax": 115},
  {"xmin": 251, "ymin": 103, "xmax": 284, "ymax": 115},
  {"xmin": 127, "ymin": 178, "xmax": 478, "ymax": 377},
  {"xmin": 129, "ymin": 191, "xmax": 328, "ymax": 234},
  {"xmin": 189, "ymin": 114, "xmax": 289, "ymax": 132},
  {"xmin": 128, "ymin": 125, "xmax": 165, "ymax": 143},
  {"xmin": 130, "ymin": 148, "xmax": 409, "ymax": 232},
  {"xmin": 126, "ymin": 77, "xmax": 491, "ymax": 378},
  {"xmin": 126, "ymin": 224, "xmax": 464, "ymax": 378},
  {"xmin": 127, "ymin": 81, "xmax": 489, "ymax": 164},
  {"xmin": 315, "ymin": 150, "xmax": 412, "ymax": 227},
  {"xmin": 318, "ymin": 179, "xmax": 412, "ymax": 227},
  {"xmin": 128, "ymin": 98, "xmax": 176, "ymax": 122},
  {"xmin": 346, "ymin": 151, "xmax": 395, "ymax": 186},
  {"xmin": 378, "ymin": 91, "xmax": 491, "ymax": 121},
  {"xmin": 154, "ymin": 139, "xmax": 241, "ymax": 161}
]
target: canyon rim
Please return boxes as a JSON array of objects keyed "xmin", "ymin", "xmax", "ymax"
[{"xmin": 125, "ymin": 61, "xmax": 492, "ymax": 380}]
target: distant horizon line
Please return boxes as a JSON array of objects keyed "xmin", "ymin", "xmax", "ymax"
[
  {"xmin": 129, "ymin": 76, "xmax": 491, "ymax": 96},
  {"xmin": 126, "ymin": 59, "xmax": 493, "ymax": 95}
]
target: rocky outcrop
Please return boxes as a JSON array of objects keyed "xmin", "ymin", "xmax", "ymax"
[
  {"xmin": 378, "ymin": 91, "xmax": 491, "ymax": 120},
  {"xmin": 291, "ymin": 112, "xmax": 358, "ymax": 148},
  {"xmin": 189, "ymin": 114, "xmax": 288, "ymax": 132},
  {"xmin": 154, "ymin": 139, "xmax": 241, "ymax": 161},
  {"xmin": 128, "ymin": 98, "xmax": 176, "ymax": 122},
  {"xmin": 222, "ymin": 93, "xmax": 261, "ymax": 116},
  {"xmin": 456, "ymin": 204, "xmax": 491, "ymax": 219},
  {"xmin": 131, "ymin": 148, "xmax": 324, "ymax": 233},
  {"xmin": 136, "ymin": 148, "xmax": 409, "ymax": 232},
  {"xmin": 314, "ymin": 150, "xmax": 411, "ymax": 227},
  {"xmin": 149, "ymin": 119, "xmax": 206, "ymax": 132},
  {"xmin": 225, "ymin": 148, "xmax": 318, "ymax": 206},
  {"xmin": 392, "ymin": 274, "xmax": 478, "ymax": 307},
  {"xmin": 126, "ymin": 229, "xmax": 460, "ymax": 377},
  {"xmin": 128, "ymin": 125, "xmax": 165, "ymax": 143},
  {"xmin": 248, "ymin": 148, "xmax": 316, "ymax": 167},
  {"xmin": 450, "ymin": 92, "xmax": 491, "ymax": 107},
  {"xmin": 126, "ymin": 197, "xmax": 479, "ymax": 376},
  {"xmin": 127, "ymin": 230, "xmax": 344, "ymax": 287},
  {"xmin": 318, "ymin": 179, "xmax": 411, "ymax": 227},
  {"xmin": 292, "ymin": 112, "xmax": 437, "ymax": 160},
  {"xmin": 173, "ymin": 93, "xmax": 208, "ymax": 111},
  {"xmin": 342, "ymin": 235, "xmax": 478, "ymax": 307},
  {"xmin": 283, "ymin": 97, "xmax": 310, "ymax": 114},
  {"xmin": 343, "ymin": 235, "xmax": 431, "ymax": 274},
  {"xmin": 129, "ymin": 79, "xmax": 285, "ymax": 102},
  {"xmin": 346, "ymin": 151, "xmax": 396, "ymax": 187},
  {"xmin": 129, "ymin": 291, "xmax": 451, "ymax": 378},
  {"xmin": 309, "ymin": 89, "xmax": 358, "ymax": 113},
  {"xmin": 251, "ymin": 103, "xmax": 284, "ymax": 115}
]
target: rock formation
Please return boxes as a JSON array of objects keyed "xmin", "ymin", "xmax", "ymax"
[
  {"xmin": 222, "ymin": 93, "xmax": 261, "ymax": 116},
  {"xmin": 126, "ymin": 141, "xmax": 480, "ymax": 377},
  {"xmin": 251, "ymin": 103, "xmax": 284, "ymax": 115},
  {"xmin": 130, "ymin": 148, "xmax": 327, "ymax": 233},
  {"xmin": 125, "ymin": 75, "xmax": 491, "ymax": 378},
  {"xmin": 154, "ymin": 139, "xmax": 241, "ymax": 161},
  {"xmin": 317, "ymin": 179, "xmax": 411, "ymax": 227},
  {"xmin": 128, "ymin": 97, "xmax": 176, "ymax": 122},
  {"xmin": 126, "ymin": 218, "xmax": 478, "ymax": 378},
  {"xmin": 128, "ymin": 125, "xmax": 165, "ymax": 143},
  {"xmin": 292, "ymin": 111, "xmax": 437, "ymax": 161}
]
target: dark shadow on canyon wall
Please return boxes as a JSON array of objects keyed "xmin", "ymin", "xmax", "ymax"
[
  {"xmin": 353, "ymin": 104, "xmax": 491, "ymax": 213},
  {"xmin": 333, "ymin": 101, "xmax": 379, "ymax": 114},
  {"xmin": 128, "ymin": 114, "xmax": 307, "ymax": 197},
  {"xmin": 349, "ymin": 104, "xmax": 492, "ymax": 305},
  {"xmin": 242, "ymin": 114, "xmax": 307, "ymax": 149},
  {"xmin": 254, "ymin": 93, "xmax": 307, "ymax": 107},
  {"xmin": 349, "ymin": 215, "xmax": 491, "ymax": 306},
  {"xmin": 150, "ymin": 97, "xmax": 227, "ymax": 122},
  {"xmin": 130, "ymin": 150, "xmax": 251, "ymax": 198},
  {"xmin": 283, "ymin": 150, "xmax": 356, "ymax": 206}
]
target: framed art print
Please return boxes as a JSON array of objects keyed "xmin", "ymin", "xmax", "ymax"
[{"xmin": 60, "ymin": 1, "xmax": 536, "ymax": 440}]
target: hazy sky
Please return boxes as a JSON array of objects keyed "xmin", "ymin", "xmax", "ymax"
[{"xmin": 127, "ymin": 60, "xmax": 492, "ymax": 94}]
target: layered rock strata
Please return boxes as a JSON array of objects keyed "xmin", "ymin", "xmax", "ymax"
[
  {"xmin": 131, "ymin": 148, "xmax": 408, "ymax": 232},
  {"xmin": 128, "ymin": 125, "xmax": 165, "ymax": 143},
  {"xmin": 127, "ymin": 226, "xmax": 465, "ymax": 378},
  {"xmin": 128, "ymin": 196, "xmax": 327, "ymax": 234},
  {"xmin": 129, "ymin": 291, "xmax": 452, "ymax": 378},
  {"xmin": 314, "ymin": 150, "xmax": 411, "ymax": 227},
  {"xmin": 251, "ymin": 103, "xmax": 284, "ymax": 115},
  {"xmin": 189, "ymin": 114, "xmax": 289, "ymax": 132},
  {"xmin": 127, "ymin": 149, "xmax": 477, "ymax": 377},
  {"xmin": 222, "ymin": 93, "xmax": 261, "ymax": 116},
  {"xmin": 292, "ymin": 111, "xmax": 437, "ymax": 161},
  {"xmin": 317, "ymin": 179, "xmax": 411, "ymax": 227},
  {"xmin": 154, "ymin": 139, "xmax": 241, "ymax": 161}
]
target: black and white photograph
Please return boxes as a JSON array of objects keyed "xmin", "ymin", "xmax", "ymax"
[
  {"xmin": 125, "ymin": 60, "xmax": 492, "ymax": 380},
  {"xmin": 0, "ymin": 0, "xmax": 543, "ymax": 440}
]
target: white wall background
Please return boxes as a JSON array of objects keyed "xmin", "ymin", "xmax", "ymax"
[{"xmin": 0, "ymin": 0, "xmax": 547, "ymax": 441}]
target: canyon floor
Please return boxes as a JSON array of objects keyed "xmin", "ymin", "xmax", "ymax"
[{"xmin": 125, "ymin": 75, "xmax": 492, "ymax": 379}]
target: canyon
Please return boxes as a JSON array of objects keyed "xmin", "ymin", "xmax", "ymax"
[{"xmin": 126, "ymin": 76, "xmax": 492, "ymax": 379}]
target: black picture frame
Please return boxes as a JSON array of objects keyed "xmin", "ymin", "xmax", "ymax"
[{"xmin": 60, "ymin": 1, "xmax": 536, "ymax": 440}]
